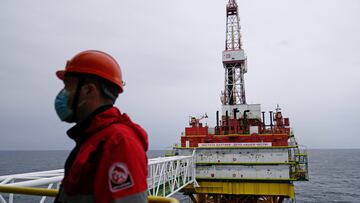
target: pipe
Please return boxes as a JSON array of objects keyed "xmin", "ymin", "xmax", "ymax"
[
  {"xmin": 243, "ymin": 110, "xmax": 250, "ymax": 134},
  {"xmin": 262, "ymin": 111, "xmax": 266, "ymax": 130},
  {"xmin": 243, "ymin": 110, "xmax": 249, "ymax": 123},
  {"xmin": 225, "ymin": 110, "xmax": 229, "ymax": 134},
  {"xmin": 269, "ymin": 111, "xmax": 273, "ymax": 130},
  {"xmin": 216, "ymin": 111, "xmax": 219, "ymax": 135},
  {"xmin": 233, "ymin": 108, "xmax": 238, "ymax": 120},
  {"xmin": 226, "ymin": 110, "xmax": 229, "ymax": 125},
  {"xmin": 243, "ymin": 110, "xmax": 249, "ymax": 119},
  {"xmin": 233, "ymin": 108, "xmax": 238, "ymax": 133}
]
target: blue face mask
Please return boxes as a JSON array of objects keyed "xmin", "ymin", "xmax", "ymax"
[{"xmin": 54, "ymin": 89, "xmax": 74, "ymax": 122}]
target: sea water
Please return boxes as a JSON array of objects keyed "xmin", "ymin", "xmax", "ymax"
[{"xmin": 0, "ymin": 149, "xmax": 359, "ymax": 202}]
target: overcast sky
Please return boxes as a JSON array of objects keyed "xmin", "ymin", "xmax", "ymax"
[{"xmin": 0, "ymin": 0, "xmax": 359, "ymax": 150}]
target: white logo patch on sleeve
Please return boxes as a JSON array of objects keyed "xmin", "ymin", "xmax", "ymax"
[{"xmin": 108, "ymin": 162, "xmax": 134, "ymax": 192}]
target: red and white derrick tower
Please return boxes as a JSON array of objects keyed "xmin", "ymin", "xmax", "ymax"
[
  {"xmin": 176, "ymin": 1, "xmax": 309, "ymax": 202},
  {"xmin": 222, "ymin": 0, "xmax": 247, "ymax": 105}
]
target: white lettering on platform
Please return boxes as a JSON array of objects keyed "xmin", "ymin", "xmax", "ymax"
[{"xmin": 198, "ymin": 142, "xmax": 272, "ymax": 147}]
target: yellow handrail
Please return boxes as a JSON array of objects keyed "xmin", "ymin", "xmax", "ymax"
[
  {"xmin": 0, "ymin": 185, "xmax": 58, "ymax": 197},
  {"xmin": 0, "ymin": 185, "xmax": 179, "ymax": 203},
  {"xmin": 148, "ymin": 196, "xmax": 179, "ymax": 203}
]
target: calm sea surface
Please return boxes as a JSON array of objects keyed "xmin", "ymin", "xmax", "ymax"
[{"xmin": 0, "ymin": 149, "xmax": 359, "ymax": 202}]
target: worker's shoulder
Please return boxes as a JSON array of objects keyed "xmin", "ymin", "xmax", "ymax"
[{"xmin": 103, "ymin": 123, "xmax": 142, "ymax": 145}]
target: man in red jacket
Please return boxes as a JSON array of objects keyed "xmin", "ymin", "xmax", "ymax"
[{"xmin": 54, "ymin": 50, "xmax": 148, "ymax": 203}]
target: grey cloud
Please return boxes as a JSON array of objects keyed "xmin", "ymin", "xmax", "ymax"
[{"xmin": 0, "ymin": 0, "xmax": 359, "ymax": 150}]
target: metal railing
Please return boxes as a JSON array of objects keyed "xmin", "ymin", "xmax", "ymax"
[
  {"xmin": 0, "ymin": 153, "xmax": 196, "ymax": 203},
  {"xmin": 288, "ymin": 133, "xmax": 309, "ymax": 181},
  {"xmin": 148, "ymin": 150, "xmax": 196, "ymax": 197},
  {"xmin": 0, "ymin": 169, "xmax": 63, "ymax": 203}
]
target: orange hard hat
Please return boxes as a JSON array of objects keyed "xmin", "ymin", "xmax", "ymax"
[{"xmin": 56, "ymin": 50, "xmax": 124, "ymax": 93}]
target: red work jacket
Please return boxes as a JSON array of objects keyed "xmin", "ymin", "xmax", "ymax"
[{"xmin": 55, "ymin": 106, "xmax": 148, "ymax": 203}]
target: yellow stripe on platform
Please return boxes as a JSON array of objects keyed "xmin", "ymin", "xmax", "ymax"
[
  {"xmin": 196, "ymin": 162, "xmax": 297, "ymax": 165},
  {"xmin": 192, "ymin": 181, "xmax": 295, "ymax": 199},
  {"xmin": 195, "ymin": 177, "xmax": 297, "ymax": 181}
]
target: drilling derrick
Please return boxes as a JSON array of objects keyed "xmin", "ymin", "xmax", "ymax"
[
  {"xmin": 222, "ymin": 0, "xmax": 247, "ymax": 105},
  {"xmin": 176, "ymin": 0, "xmax": 309, "ymax": 202}
]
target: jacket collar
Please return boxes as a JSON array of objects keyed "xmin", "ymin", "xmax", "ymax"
[
  {"xmin": 67, "ymin": 105, "xmax": 149, "ymax": 152},
  {"xmin": 67, "ymin": 104, "xmax": 114, "ymax": 143}
]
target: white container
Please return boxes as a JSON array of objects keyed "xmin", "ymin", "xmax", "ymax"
[
  {"xmin": 196, "ymin": 165, "xmax": 290, "ymax": 179},
  {"xmin": 196, "ymin": 148, "xmax": 289, "ymax": 163},
  {"xmin": 221, "ymin": 104, "xmax": 261, "ymax": 119},
  {"xmin": 222, "ymin": 50, "xmax": 246, "ymax": 62}
]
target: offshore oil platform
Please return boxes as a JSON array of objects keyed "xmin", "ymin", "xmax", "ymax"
[
  {"xmin": 173, "ymin": 0, "xmax": 309, "ymax": 202},
  {"xmin": 0, "ymin": 1, "xmax": 308, "ymax": 202}
]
